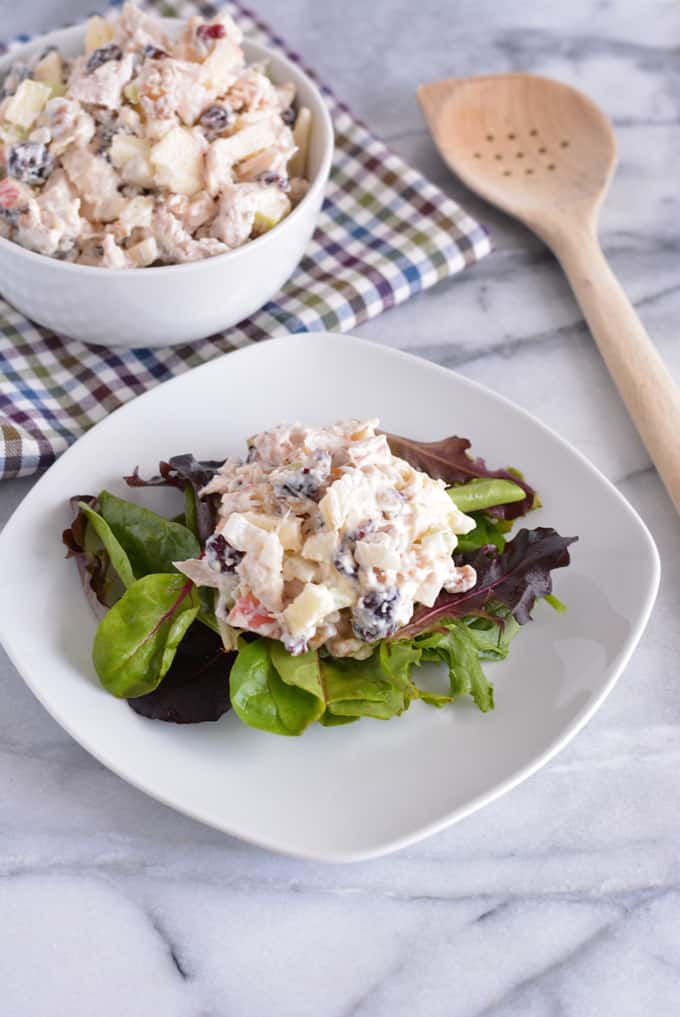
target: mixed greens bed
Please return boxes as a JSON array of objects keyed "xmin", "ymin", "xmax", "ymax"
[{"xmin": 63, "ymin": 433, "xmax": 576, "ymax": 734}]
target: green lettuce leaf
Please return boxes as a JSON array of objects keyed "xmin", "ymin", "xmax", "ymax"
[
  {"xmin": 93, "ymin": 574, "xmax": 200, "ymax": 698},
  {"xmin": 415, "ymin": 621, "xmax": 495, "ymax": 712},
  {"xmin": 464, "ymin": 609, "xmax": 520, "ymax": 660},
  {"xmin": 230, "ymin": 639, "xmax": 322, "ymax": 736},
  {"xmin": 231, "ymin": 638, "xmax": 425, "ymax": 734},
  {"xmin": 98, "ymin": 490, "xmax": 200, "ymax": 579},
  {"xmin": 455, "ymin": 511, "xmax": 510, "ymax": 554},
  {"xmin": 78, "ymin": 501, "xmax": 136, "ymax": 590}
]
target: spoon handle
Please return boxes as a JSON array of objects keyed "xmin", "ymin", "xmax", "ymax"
[{"xmin": 553, "ymin": 228, "xmax": 680, "ymax": 513}]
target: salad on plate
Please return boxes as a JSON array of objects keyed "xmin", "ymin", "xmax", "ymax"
[
  {"xmin": 0, "ymin": 3, "xmax": 311, "ymax": 266},
  {"xmin": 63, "ymin": 419, "xmax": 577, "ymax": 735}
]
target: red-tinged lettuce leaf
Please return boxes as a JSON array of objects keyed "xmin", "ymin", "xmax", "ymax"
[
  {"xmin": 127, "ymin": 621, "xmax": 234, "ymax": 723},
  {"xmin": 398, "ymin": 527, "xmax": 577, "ymax": 638},
  {"xmin": 124, "ymin": 454, "xmax": 222, "ymax": 545},
  {"xmin": 62, "ymin": 496, "xmax": 125, "ymax": 619},
  {"xmin": 386, "ymin": 433, "xmax": 535, "ymax": 520}
]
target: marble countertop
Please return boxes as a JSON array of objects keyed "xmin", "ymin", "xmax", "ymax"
[{"xmin": 1, "ymin": 1, "xmax": 679, "ymax": 1014}]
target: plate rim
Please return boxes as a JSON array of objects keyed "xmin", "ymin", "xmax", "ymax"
[{"xmin": 0, "ymin": 331, "xmax": 661, "ymax": 862}]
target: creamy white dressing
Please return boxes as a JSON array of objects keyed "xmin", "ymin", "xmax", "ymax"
[{"xmin": 176, "ymin": 420, "xmax": 478, "ymax": 657}]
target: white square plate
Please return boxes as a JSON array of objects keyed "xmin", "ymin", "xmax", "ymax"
[{"xmin": 0, "ymin": 333, "xmax": 659, "ymax": 861}]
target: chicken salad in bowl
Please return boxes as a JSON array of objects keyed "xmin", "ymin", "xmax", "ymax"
[
  {"xmin": 0, "ymin": 3, "xmax": 312, "ymax": 267},
  {"xmin": 0, "ymin": 6, "xmax": 332, "ymax": 344}
]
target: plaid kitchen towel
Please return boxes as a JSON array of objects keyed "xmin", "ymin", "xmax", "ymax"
[{"xmin": 0, "ymin": 0, "xmax": 491, "ymax": 480}]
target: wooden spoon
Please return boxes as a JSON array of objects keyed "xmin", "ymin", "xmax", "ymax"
[{"xmin": 418, "ymin": 73, "xmax": 680, "ymax": 513}]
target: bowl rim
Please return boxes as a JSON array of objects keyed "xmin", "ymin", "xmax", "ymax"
[{"xmin": 0, "ymin": 19, "xmax": 334, "ymax": 278}]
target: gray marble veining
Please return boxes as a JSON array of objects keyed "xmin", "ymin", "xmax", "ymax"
[{"xmin": 1, "ymin": 1, "xmax": 679, "ymax": 1014}]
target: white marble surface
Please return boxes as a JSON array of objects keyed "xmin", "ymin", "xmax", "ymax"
[{"xmin": 1, "ymin": 1, "xmax": 680, "ymax": 1014}]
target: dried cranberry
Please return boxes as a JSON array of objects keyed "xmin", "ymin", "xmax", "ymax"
[
  {"xmin": 95, "ymin": 123, "xmax": 119, "ymax": 155},
  {"xmin": 8, "ymin": 142, "xmax": 53, "ymax": 185},
  {"xmin": 276, "ymin": 468, "xmax": 320, "ymax": 501},
  {"xmin": 332, "ymin": 540, "xmax": 357, "ymax": 578},
  {"xmin": 281, "ymin": 107, "xmax": 296, "ymax": 126},
  {"xmin": 205, "ymin": 533, "xmax": 244, "ymax": 573},
  {"xmin": 199, "ymin": 104, "xmax": 234, "ymax": 134},
  {"xmin": 352, "ymin": 589, "xmax": 401, "ymax": 642},
  {"xmin": 0, "ymin": 204, "xmax": 26, "ymax": 227},
  {"xmin": 258, "ymin": 170, "xmax": 290, "ymax": 191},
  {"xmin": 86, "ymin": 43, "xmax": 123, "ymax": 74},
  {"xmin": 142, "ymin": 44, "xmax": 168, "ymax": 60},
  {"xmin": 197, "ymin": 23, "xmax": 226, "ymax": 41}
]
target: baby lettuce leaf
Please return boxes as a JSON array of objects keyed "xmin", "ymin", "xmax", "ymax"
[
  {"xmin": 93, "ymin": 574, "xmax": 200, "ymax": 698},
  {"xmin": 320, "ymin": 653, "xmax": 411, "ymax": 720},
  {"xmin": 230, "ymin": 638, "xmax": 321, "ymax": 735},
  {"xmin": 231, "ymin": 639, "xmax": 425, "ymax": 735},
  {"xmin": 98, "ymin": 490, "xmax": 200, "ymax": 578},
  {"xmin": 127, "ymin": 622, "xmax": 234, "ymax": 724},
  {"xmin": 386, "ymin": 432, "xmax": 535, "ymax": 520},
  {"xmin": 78, "ymin": 501, "xmax": 136, "ymax": 590},
  {"xmin": 415, "ymin": 622, "xmax": 494, "ymax": 712},
  {"xmin": 63, "ymin": 496, "xmax": 126, "ymax": 618},
  {"xmin": 399, "ymin": 527, "xmax": 577, "ymax": 638},
  {"xmin": 447, "ymin": 477, "xmax": 526, "ymax": 515},
  {"xmin": 455, "ymin": 512, "xmax": 510, "ymax": 554},
  {"xmin": 125, "ymin": 454, "xmax": 222, "ymax": 545},
  {"xmin": 270, "ymin": 641, "xmax": 326, "ymax": 703},
  {"xmin": 183, "ymin": 485, "xmax": 199, "ymax": 539},
  {"xmin": 464, "ymin": 610, "xmax": 520, "ymax": 661}
]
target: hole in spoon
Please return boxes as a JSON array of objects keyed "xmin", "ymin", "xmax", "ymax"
[
  {"xmin": 538, "ymin": 146, "xmax": 547, "ymax": 154},
  {"xmin": 547, "ymin": 163, "xmax": 556, "ymax": 171},
  {"xmin": 525, "ymin": 168, "xmax": 534, "ymax": 175},
  {"xmin": 495, "ymin": 153, "xmax": 503, "ymax": 160},
  {"xmin": 560, "ymin": 140, "xmax": 569, "ymax": 148},
  {"xmin": 486, "ymin": 133, "xmax": 495, "ymax": 142},
  {"xmin": 473, "ymin": 152, "xmax": 482, "ymax": 158},
  {"xmin": 516, "ymin": 152, "xmax": 525, "ymax": 159},
  {"xmin": 507, "ymin": 132, "xmax": 516, "ymax": 140},
  {"xmin": 529, "ymin": 129, "xmax": 539, "ymax": 137},
  {"xmin": 502, "ymin": 169, "xmax": 512, "ymax": 176}
]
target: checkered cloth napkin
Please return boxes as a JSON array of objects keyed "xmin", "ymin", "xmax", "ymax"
[{"xmin": 0, "ymin": 0, "xmax": 491, "ymax": 480}]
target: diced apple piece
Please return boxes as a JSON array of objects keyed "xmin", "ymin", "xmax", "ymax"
[
  {"xmin": 252, "ymin": 188, "xmax": 291, "ymax": 235},
  {"xmin": 198, "ymin": 37, "xmax": 244, "ymax": 94},
  {"xmin": 118, "ymin": 194, "xmax": 154, "ymax": 232},
  {"xmin": 288, "ymin": 106, "xmax": 311, "ymax": 178},
  {"xmin": 33, "ymin": 50, "xmax": 63, "ymax": 88},
  {"xmin": 242, "ymin": 512, "xmax": 302, "ymax": 551},
  {"xmin": 123, "ymin": 79, "xmax": 140, "ymax": 105},
  {"xmin": 110, "ymin": 133, "xmax": 148, "ymax": 168},
  {"xmin": 85, "ymin": 15, "xmax": 115, "ymax": 55},
  {"xmin": 302, "ymin": 531, "xmax": 337, "ymax": 563},
  {"xmin": 276, "ymin": 82, "xmax": 295, "ymax": 112},
  {"xmin": 110, "ymin": 133, "xmax": 154, "ymax": 188},
  {"xmin": 150, "ymin": 126, "xmax": 204, "ymax": 196},
  {"xmin": 283, "ymin": 583, "xmax": 336, "ymax": 638},
  {"xmin": 127, "ymin": 236, "xmax": 158, "ymax": 267},
  {"xmin": 3, "ymin": 80, "xmax": 52, "ymax": 130},
  {"xmin": 211, "ymin": 117, "xmax": 279, "ymax": 168}
]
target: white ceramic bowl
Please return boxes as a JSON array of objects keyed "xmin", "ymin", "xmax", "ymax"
[{"xmin": 0, "ymin": 21, "xmax": 333, "ymax": 347}]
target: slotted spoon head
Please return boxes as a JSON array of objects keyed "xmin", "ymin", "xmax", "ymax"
[{"xmin": 418, "ymin": 73, "xmax": 617, "ymax": 240}]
